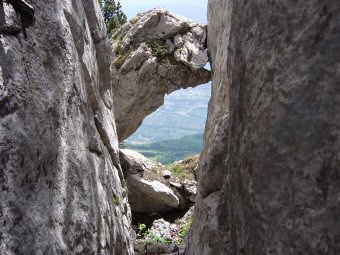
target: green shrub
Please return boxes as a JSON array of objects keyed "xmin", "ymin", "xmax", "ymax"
[
  {"xmin": 146, "ymin": 39, "xmax": 169, "ymax": 60},
  {"xmin": 137, "ymin": 223, "xmax": 148, "ymax": 237}
]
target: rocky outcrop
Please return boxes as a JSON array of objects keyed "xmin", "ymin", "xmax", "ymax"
[
  {"xmin": 111, "ymin": 8, "xmax": 211, "ymax": 141},
  {"xmin": 0, "ymin": 1, "xmax": 133, "ymax": 254},
  {"xmin": 187, "ymin": 0, "xmax": 340, "ymax": 254}
]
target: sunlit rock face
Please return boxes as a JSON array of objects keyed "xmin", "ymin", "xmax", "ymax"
[
  {"xmin": 187, "ymin": 0, "xmax": 340, "ymax": 254},
  {"xmin": 111, "ymin": 8, "xmax": 211, "ymax": 141},
  {"xmin": 0, "ymin": 1, "xmax": 133, "ymax": 254}
]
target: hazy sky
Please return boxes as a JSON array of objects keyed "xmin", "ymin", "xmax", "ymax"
[{"xmin": 118, "ymin": 0, "xmax": 208, "ymax": 23}]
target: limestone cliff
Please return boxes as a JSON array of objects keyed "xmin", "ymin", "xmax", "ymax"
[
  {"xmin": 187, "ymin": 0, "xmax": 340, "ymax": 254},
  {"xmin": 111, "ymin": 8, "xmax": 211, "ymax": 141},
  {"xmin": 0, "ymin": 1, "xmax": 133, "ymax": 254}
]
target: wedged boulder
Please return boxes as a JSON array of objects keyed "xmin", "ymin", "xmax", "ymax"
[
  {"xmin": 120, "ymin": 149, "xmax": 179, "ymax": 213},
  {"xmin": 111, "ymin": 8, "xmax": 211, "ymax": 140},
  {"xmin": 126, "ymin": 174, "xmax": 179, "ymax": 213},
  {"xmin": 120, "ymin": 149, "xmax": 196, "ymax": 213},
  {"xmin": 120, "ymin": 148, "xmax": 159, "ymax": 175}
]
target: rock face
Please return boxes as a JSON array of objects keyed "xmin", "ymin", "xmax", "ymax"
[
  {"xmin": 187, "ymin": 0, "xmax": 340, "ymax": 254},
  {"xmin": 111, "ymin": 8, "xmax": 211, "ymax": 141},
  {"xmin": 0, "ymin": 1, "xmax": 133, "ymax": 254}
]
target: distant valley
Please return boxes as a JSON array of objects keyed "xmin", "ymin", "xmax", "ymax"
[
  {"xmin": 126, "ymin": 83, "xmax": 211, "ymax": 164},
  {"xmin": 126, "ymin": 83, "xmax": 211, "ymax": 143},
  {"xmin": 127, "ymin": 133, "xmax": 204, "ymax": 164}
]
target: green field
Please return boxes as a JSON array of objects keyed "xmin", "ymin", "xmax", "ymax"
[{"xmin": 127, "ymin": 133, "xmax": 204, "ymax": 164}]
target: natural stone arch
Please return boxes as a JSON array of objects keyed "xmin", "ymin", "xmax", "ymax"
[{"xmin": 111, "ymin": 8, "xmax": 211, "ymax": 141}]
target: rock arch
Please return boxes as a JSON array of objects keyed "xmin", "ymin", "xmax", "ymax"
[{"xmin": 110, "ymin": 8, "xmax": 211, "ymax": 141}]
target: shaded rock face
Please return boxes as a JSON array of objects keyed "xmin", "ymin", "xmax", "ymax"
[
  {"xmin": 187, "ymin": 0, "xmax": 340, "ymax": 254},
  {"xmin": 111, "ymin": 8, "xmax": 211, "ymax": 141},
  {"xmin": 0, "ymin": 1, "xmax": 133, "ymax": 254}
]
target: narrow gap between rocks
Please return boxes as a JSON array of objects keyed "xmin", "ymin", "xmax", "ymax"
[{"xmin": 121, "ymin": 82, "xmax": 211, "ymax": 254}]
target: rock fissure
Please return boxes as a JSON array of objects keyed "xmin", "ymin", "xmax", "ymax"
[{"xmin": 94, "ymin": 115, "xmax": 126, "ymax": 188}]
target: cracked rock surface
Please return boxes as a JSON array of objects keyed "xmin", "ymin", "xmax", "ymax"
[
  {"xmin": 111, "ymin": 8, "xmax": 211, "ymax": 141},
  {"xmin": 0, "ymin": 1, "xmax": 133, "ymax": 254}
]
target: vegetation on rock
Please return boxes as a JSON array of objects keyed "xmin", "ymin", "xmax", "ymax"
[
  {"xmin": 130, "ymin": 13, "xmax": 143, "ymax": 26},
  {"xmin": 146, "ymin": 39, "xmax": 169, "ymax": 59},
  {"xmin": 112, "ymin": 49, "xmax": 132, "ymax": 69},
  {"xmin": 166, "ymin": 154, "xmax": 199, "ymax": 181},
  {"xmin": 178, "ymin": 216, "xmax": 193, "ymax": 244}
]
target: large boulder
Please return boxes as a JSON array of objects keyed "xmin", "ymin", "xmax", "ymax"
[
  {"xmin": 0, "ymin": 1, "xmax": 133, "ymax": 254},
  {"xmin": 187, "ymin": 0, "xmax": 340, "ymax": 254},
  {"xmin": 120, "ymin": 149, "xmax": 196, "ymax": 213},
  {"xmin": 121, "ymin": 149, "xmax": 179, "ymax": 213},
  {"xmin": 111, "ymin": 8, "xmax": 211, "ymax": 141},
  {"xmin": 126, "ymin": 174, "xmax": 179, "ymax": 213}
]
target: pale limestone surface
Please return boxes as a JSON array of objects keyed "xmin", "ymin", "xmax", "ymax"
[
  {"xmin": 126, "ymin": 174, "xmax": 179, "ymax": 213},
  {"xmin": 0, "ymin": 1, "xmax": 133, "ymax": 254}
]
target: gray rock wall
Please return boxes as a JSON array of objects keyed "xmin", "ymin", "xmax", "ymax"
[
  {"xmin": 0, "ymin": 1, "xmax": 133, "ymax": 254},
  {"xmin": 187, "ymin": 0, "xmax": 340, "ymax": 254}
]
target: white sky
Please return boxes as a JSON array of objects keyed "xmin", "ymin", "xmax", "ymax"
[
  {"xmin": 119, "ymin": 0, "xmax": 207, "ymax": 7},
  {"xmin": 118, "ymin": 0, "xmax": 208, "ymax": 23}
]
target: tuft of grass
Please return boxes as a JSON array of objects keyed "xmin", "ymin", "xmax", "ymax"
[
  {"xmin": 113, "ymin": 31, "xmax": 128, "ymax": 55},
  {"xmin": 178, "ymin": 217, "xmax": 193, "ymax": 244},
  {"xmin": 112, "ymin": 49, "xmax": 132, "ymax": 69},
  {"xmin": 166, "ymin": 164, "xmax": 189, "ymax": 180},
  {"xmin": 130, "ymin": 15, "xmax": 141, "ymax": 26},
  {"xmin": 166, "ymin": 154, "xmax": 199, "ymax": 180},
  {"xmin": 114, "ymin": 196, "xmax": 120, "ymax": 206},
  {"xmin": 143, "ymin": 233, "xmax": 172, "ymax": 246}
]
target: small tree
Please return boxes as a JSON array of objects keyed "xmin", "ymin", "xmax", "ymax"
[{"xmin": 99, "ymin": 0, "xmax": 127, "ymax": 36}]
